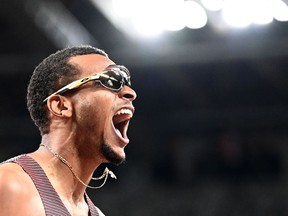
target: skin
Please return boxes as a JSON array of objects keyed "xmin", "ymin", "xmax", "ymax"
[{"xmin": 0, "ymin": 54, "xmax": 137, "ymax": 215}]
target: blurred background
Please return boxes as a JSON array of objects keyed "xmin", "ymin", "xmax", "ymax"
[{"xmin": 1, "ymin": 0, "xmax": 288, "ymax": 215}]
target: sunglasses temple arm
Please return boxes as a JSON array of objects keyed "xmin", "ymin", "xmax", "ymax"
[
  {"xmin": 42, "ymin": 87, "xmax": 70, "ymax": 103},
  {"xmin": 43, "ymin": 78, "xmax": 93, "ymax": 103}
]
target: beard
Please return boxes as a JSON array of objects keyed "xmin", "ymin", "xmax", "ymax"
[{"xmin": 101, "ymin": 142, "xmax": 125, "ymax": 165}]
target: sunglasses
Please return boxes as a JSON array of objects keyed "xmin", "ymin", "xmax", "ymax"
[{"xmin": 43, "ymin": 65, "xmax": 131, "ymax": 103}]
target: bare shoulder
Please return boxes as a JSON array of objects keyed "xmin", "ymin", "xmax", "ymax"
[
  {"xmin": 0, "ymin": 162, "xmax": 44, "ymax": 215},
  {"xmin": 0, "ymin": 162, "xmax": 29, "ymax": 192}
]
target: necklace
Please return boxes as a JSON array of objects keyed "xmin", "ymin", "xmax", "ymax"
[{"xmin": 40, "ymin": 144, "xmax": 117, "ymax": 189}]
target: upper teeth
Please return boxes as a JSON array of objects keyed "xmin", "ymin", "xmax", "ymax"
[{"xmin": 115, "ymin": 109, "xmax": 133, "ymax": 116}]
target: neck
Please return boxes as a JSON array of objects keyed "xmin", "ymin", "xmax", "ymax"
[
  {"xmin": 41, "ymin": 132, "xmax": 102, "ymax": 173},
  {"xmin": 29, "ymin": 146, "xmax": 93, "ymax": 201},
  {"xmin": 39, "ymin": 143, "xmax": 115, "ymax": 189}
]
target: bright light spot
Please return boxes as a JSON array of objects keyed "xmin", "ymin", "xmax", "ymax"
[
  {"xmin": 201, "ymin": 0, "xmax": 224, "ymax": 11},
  {"xmin": 163, "ymin": 17, "xmax": 186, "ymax": 32},
  {"xmin": 99, "ymin": 0, "xmax": 288, "ymax": 38},
  {"xmin": 270, "ymin": 0, "xmax": 288, "ymax": 21},
  {"xmin": 130, "ymin": 0, "xmax": 166, "ymax": 37},
  {"xmin": 113, "ymin": 0, "xmax": 187, "ymax": 36},
  {"xmin": 184, "ymin": 1, "xmax": 208, "ymax": 29},
  {"xmin": 222, "ymin": 0, "xmax": 251, "ymax": 27},
  {"xmin": 112, "ymin": 0, "xmax": 135, "ymax": 18},
  {"xmin": 250, "ymin": 0, "xmax": 273, "ymax": 24},
  {"xmin": 132, "ymin": 18, "xmax": 164, "ymax": 37},
  {"xmin": 162, "ymin": 0, "xmax": 186, "ymax": 31}
]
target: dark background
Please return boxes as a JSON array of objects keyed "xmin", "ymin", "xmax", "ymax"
[{"xmin": 1, "ymin": 0, "xmax": 288, "ymax": 215}]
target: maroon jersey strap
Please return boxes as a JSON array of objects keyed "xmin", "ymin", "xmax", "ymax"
[{"xmin": 12, "ymin": 154, "xmax": 99, "ymax": 216}]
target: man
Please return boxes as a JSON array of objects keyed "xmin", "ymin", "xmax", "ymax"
[{"xmin": 0, "ymin": 45, "xmax": 137, "ymax": 215}]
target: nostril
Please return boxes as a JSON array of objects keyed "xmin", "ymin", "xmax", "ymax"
[
  {"xmin": 123, "ymin": 92, "xmax": 137, "ymax": 102},
  {"xmin": 124, "ymin": 93, "xmax": 134, "ymax": 99},
  {"xmin": 120, "ymin": 86, "xmax": 137, "ymax": 101}
]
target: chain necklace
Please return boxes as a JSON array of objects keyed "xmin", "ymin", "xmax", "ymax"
[{"xmin": 40, "ymin": 144, "xmax": 117, "ymax": 189}]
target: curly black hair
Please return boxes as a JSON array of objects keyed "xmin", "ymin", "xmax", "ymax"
[{"xmin": 27, "ymin": 45, "xmax": 108, "ymax": 134}]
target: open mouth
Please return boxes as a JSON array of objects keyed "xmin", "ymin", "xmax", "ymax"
[{"xmin": 112, "ymin": 108, "xmax": 133, "ymax": 142}]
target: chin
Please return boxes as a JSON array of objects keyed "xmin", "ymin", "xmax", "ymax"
[{"xmin": 101, "ymin": 143, "xmax": 126, "ymax": 165}]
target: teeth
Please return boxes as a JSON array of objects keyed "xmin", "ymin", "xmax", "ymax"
[{"xmin": 115, "ymin": 109, "xmax": 133, "ymax": 116}]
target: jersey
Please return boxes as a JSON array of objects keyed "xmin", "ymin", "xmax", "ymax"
[{"xmin": 2, "ymin": 154, "xmax": 105, "ymax": 216}]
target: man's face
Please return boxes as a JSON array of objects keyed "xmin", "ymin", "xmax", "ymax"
[{"xmin": 68, "ymin": 54, "xmax": 137, "ymax": 165}]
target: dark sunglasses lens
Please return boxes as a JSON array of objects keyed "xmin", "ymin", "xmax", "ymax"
[
  {"xmin": 125, "ymin": 77, "xmax": 131, "ymax": 86},
  {"xmin": 99, "ymin": 70, "xmax": 122, "ymax": 90},
  {"xmin": 118, "ymin": 66, "xmax": 131, "ymax": 86}
]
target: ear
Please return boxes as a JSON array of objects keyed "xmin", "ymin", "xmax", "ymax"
[{"xmin": 46, "ymin": 95, "xmax": 73, "ymax": 118}]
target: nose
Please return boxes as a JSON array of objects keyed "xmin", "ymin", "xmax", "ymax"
[{"xmin": 119, "ymin": 85, "xmax": 137, "ymax": 101}]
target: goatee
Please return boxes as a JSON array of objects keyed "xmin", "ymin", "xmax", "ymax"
[{"xmin": 101, "ymin": 143, "xmax": 125, "ymax": 165}]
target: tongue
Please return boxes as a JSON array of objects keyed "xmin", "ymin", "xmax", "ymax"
[{"xmin": 113, "ymin": 114, "xmax": 130, "ymax": 125}]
